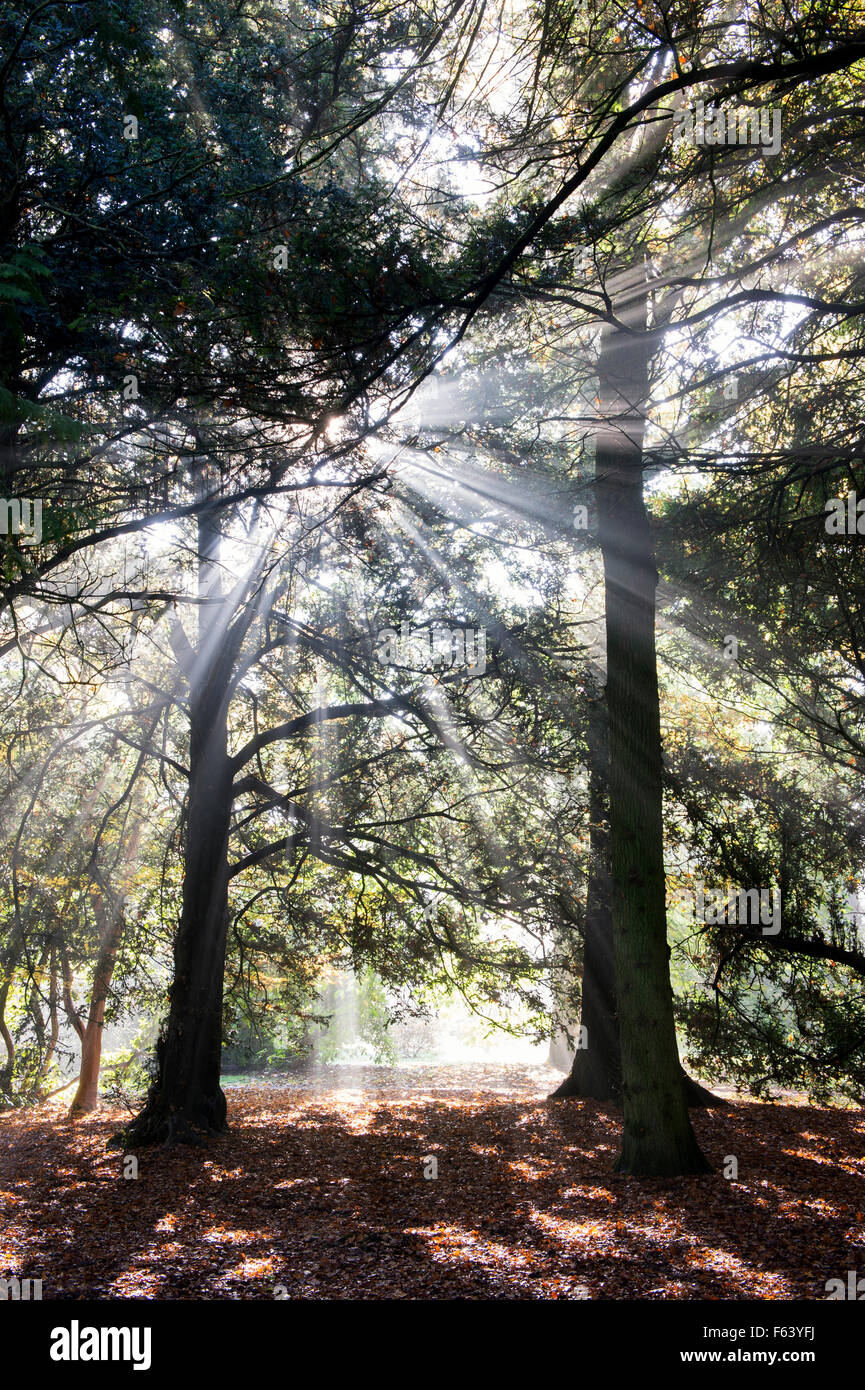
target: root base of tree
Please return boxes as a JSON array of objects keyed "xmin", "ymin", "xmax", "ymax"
[
  {"xmin": 110, "ymin": 1087, "xmax": 228, "ymax": 1149},
  {"xmin": 613, "ymin": 1132, "xmax": 714, "ymax": 1176},
  {"xmin": 549, "ymin": 1066, "xmax": 728, "ymax": 1108}
]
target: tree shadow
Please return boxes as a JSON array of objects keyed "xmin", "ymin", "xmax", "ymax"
[{"xmin": 0, "ymin": 1084, "xmax": 862, "ymax": 1299}]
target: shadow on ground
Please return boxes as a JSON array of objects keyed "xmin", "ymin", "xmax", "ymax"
[{"xmin": 1, "ymin": 1064, "xmax": 863, "ymax": 1299}]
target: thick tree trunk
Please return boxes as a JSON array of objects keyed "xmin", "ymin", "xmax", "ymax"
[
  {"xmin": 69, "ymin": 1003, "xmax": 108, "ymax": 1116},
  {"xmin": 594, "ymin": 270, "xmax": 710, "ymax": 1174},
  {"xmin": 116, "ymin": 729, "xmax": 232, "ymax": 1144},
  {"xmin": 551, "ymin": 698, "xmax": 620, "ymax": 1099},
  {"xmin": 551, "ymin": 926, "xmax": 621, "ymax": 1100},
  {"xmin": 115, "ymin": 498, "xmax": 234, "ymax": 1146},
  {"xmin": 552, "ymin": 945, "xmax": 725, "ymax": 1107},
  {"xmin": 551, "ymin": 696, "xmax": 725, "ymax": 1109}
]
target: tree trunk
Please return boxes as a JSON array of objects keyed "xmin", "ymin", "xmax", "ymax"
[
  {"xmin": 594, "ymin": 268, "xmax": 710, "ymax": 1174},
  {"xmin": 0, "ymin": 970, "xmax": 16, "ymax": 1096},
  {"xmin": 68, "ymin": 894, "xmax": 125, "ymax": 1116},
  {"xmin": 38, "ymin": 946, "xmax": 61, "ymax": 1080},
  {"xmin": 115, "ymin": 735, "xmax": 232, "ymax": 1145},
  {"xmin": 63, "ymin": 768, "xmax": 144, "ymax": 1113},
  {"xmin": 27, "ymin": 939, "xmax": 50, "ymax": 1058},
  {"xmin": 551, "ymin": 694, "xmax": 620, "ymax": 1099},
  {"xmin": 552, "ymin": 937, "xmax": 725, "ymax": 1107},
  {"xmin": 0, "ymin": 918, "xmax": 25, "ymax": 1096},
  {"xmin": 60, "ymin": 940, "xmax": 85, "ymax": 1043},
  {"xmin": 115, "ymin": 495, "xmax": 234, "ymax": 1146},
  {"xmin": 550, "ymin": 693, "xmax": 725, "ymax": 1108}
]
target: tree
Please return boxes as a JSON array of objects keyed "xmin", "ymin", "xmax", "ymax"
[
  {"xmin": 428, "ymin": 0, "xmax": 865, "ymax": 1170},
  {"xmin": 5, "ymin": 0, "xmax": 865, "ymax": 1176}
]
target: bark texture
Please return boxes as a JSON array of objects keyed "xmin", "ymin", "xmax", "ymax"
[
  {"xmin": 593, "ymin": 269, "xmax": 710, "ymax": 1173},
  {"xmin": 115, "ymin": 497, "xmax": 236, "ymax": 1146},
  {"xmin": 551, "ymin": 696, "xmax": 725, "ymax": 1110}
]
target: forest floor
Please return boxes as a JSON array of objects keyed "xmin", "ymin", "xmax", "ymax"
[{"xmin": 1, "ymin": 1063, "xmax": 863, "ymax": 1300}]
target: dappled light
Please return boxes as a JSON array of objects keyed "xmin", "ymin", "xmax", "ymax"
[
  {"xmin": 0, "ymin": 0, "xmax": 864, "ymax": 1359},
  {"xmin": 2, "ymin": 1067, "xmax": 864, "ymax": 1301}
]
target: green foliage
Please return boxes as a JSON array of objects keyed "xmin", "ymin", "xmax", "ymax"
[
  {"xmin": 3, "ymin": 0, "xmax": 865, "ymax": 1128},
  {"xmin": 101, "ymin": 1021, "xmax": 160, "ymax": 1106},
  {"xmin": 310, "ymin": 970, "xmax": 398, "ymax": 1066}
]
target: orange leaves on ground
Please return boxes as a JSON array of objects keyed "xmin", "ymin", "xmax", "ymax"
[{"xmin": 1, "ymin": 1064, "xmax": 863, "ymax": 1300}]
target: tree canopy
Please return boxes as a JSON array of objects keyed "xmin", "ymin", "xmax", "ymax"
[{"xmin": 1, "ymin": 0, "xmax": 864, "ymax": 1184}]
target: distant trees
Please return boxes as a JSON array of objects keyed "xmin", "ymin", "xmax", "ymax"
[{"xmin": 0, "ymin": 658, "xmax": 169, "ymax": 1109}]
